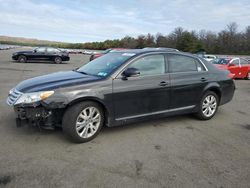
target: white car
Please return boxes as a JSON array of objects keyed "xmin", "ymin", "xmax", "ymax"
[{"xmin": 204, "ymin": 54, "xmax": 217, "ymax": 62}]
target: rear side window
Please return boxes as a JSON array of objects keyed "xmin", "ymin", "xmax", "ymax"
[
  {"xmin": 168, "ymin": 54, "xmax": 205, "ymax": 73},
  {"xmin": 231, "ymin": 59, "xmax": 240, "ymax": 66}
]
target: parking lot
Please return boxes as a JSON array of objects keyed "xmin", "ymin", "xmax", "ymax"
[{"xmin": 0, "ymin": 48, "xmax": 250, "ymax": 187}]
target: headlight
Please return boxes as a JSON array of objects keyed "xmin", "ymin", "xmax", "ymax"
[
  {"xmin": 9, "ymin": 88, "xmax": 14, "ymax": 95},
  {"xmin": 13, "ymin": 53, "xmax": 18, "ymax": 56},
  {"xmin": 15, "ymin": 91, "xmax": 54, "ymax": 105}
]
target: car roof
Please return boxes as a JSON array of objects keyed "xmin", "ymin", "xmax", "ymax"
[
  {"xmin": 109, "ymin": 48, "xmax": 209, "ymax": 67},
  {"xmin": 110, "ymin": 48, "xmax": 180, "ymax": 55}
]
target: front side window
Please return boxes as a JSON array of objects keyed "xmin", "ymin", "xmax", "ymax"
[
  {"xmin": 47, "ymin": 48, "xmax": 60, "ymax": 53},
  {"xmin": 35, "ymin": 47, "xmax": 46, "ymax": 53},
  {"xmin": 231, "ymin": 59, "xmax": 240, "ymax": 66},
  {"xmin": 127, "ymin": 55, "xmax": 165, "ymax": 76},
  {"xmin": 169, "ymin": 54, "xmax": 204, "ymax": 72}
]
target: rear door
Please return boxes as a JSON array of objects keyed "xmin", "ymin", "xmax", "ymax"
[
  {"xmin": 167, "ymin": 53, "xmax": 208, "ymax": 109},
  {"xmin": 112, "ymin": 54, "xmax": 171, "ymax": 119}
]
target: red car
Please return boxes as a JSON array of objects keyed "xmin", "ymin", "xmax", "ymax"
[
  {"xmin": 89, "ymin": 48, "xmax": 127, "ymax": 61},
  {"xmin": 212, "ymin": 57, "xmax": 250, "ymax": 79}
]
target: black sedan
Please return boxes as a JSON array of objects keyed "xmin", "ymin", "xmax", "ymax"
[
  {"xmin": 7, "ymin": 48, "xmax": 235, "ymax": 143},
  {"xmin": 12, "ymin": 47, "xmax": 70, "ymax": 64}
]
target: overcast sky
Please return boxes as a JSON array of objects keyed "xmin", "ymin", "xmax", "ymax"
[{"xmin": 0, "ymin": 0, "xmax": 250, "ymax": 43}]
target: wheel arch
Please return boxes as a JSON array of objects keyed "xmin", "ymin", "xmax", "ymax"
[
  {"xmin": 202, "ymin": 83, "xmax": 222, "ymax": 103},
  {"xmin": 18, "ymin": 54, "xmax": 27, "ymax": 59},
  {"xmin": 66, "ymin": 97, "xmax": 110, "ymax": 126}
]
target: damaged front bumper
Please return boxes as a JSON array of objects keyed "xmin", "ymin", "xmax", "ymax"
[
  {"xmin": 13, "ymin": 105, "xmax": 64, "ymax": 129},
  {"xmin": 7, "ymin": 88, "xmax": 66, "ymax": 129}
]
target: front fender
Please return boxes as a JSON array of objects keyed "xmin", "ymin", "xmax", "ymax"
[{"xmin": 41, "ymin": 80, "xmax": 114, "ymax": 123}]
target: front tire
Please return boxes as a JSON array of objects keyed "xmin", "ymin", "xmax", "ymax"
[
  {"xmin": 18, "ymin": 55, "xmax": 27, "ymax": 63},
  {"xmin": 196, "ymin": 91, "xmax": 219, "ymax": 120},
  {"xmin": 62, "ymin": 101, "xmax": 104, "ymax": 143}
]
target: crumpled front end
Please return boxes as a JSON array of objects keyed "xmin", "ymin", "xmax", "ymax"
[{"xmin": 7, "ymin": 88, "xmax": 63, "ymax": 129}]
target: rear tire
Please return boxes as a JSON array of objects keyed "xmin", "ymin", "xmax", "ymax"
[
  {"xmin": 195, "ymin": 91, "xmax": 219, "ymax": 120},
  {"xmin": 18, "ymin": 55, "xmax": 27, "ymax": 63},
  {"xmin": 54, "ymin": 57, "xmax": 62, "ymax": 64},
  {"xmin": 62, "ymin": 101, "xmax": 104, "ymax": 143}
]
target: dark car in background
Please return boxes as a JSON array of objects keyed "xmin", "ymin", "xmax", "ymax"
[
  {"xmin": 89, "ymin": 48, "xmax": 127, "ymax": 61},
  {"xmin": 12, "ymin": 47, "xmax": 70, "ymax": 64},
  {"xmin": 7, "ymin": 48, "xmax": 235, "ymax": 143}
]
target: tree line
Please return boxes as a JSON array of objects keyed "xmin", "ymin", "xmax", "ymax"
[
  {"xmin": 1, "ymin": 22, "xmax": 250, "ymax": 55},
  {"xmin": 83, "ymin": 22, "xmax": 250, "ymax": 55}
]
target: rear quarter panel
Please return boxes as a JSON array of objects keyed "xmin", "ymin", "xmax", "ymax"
[
  {"xmin": 201, "ymin": 60, "xmax": 235, "ymax": 105},
  {"xmin": 207, "ymin": 70, "xmax": 235, "ymax": 105}
]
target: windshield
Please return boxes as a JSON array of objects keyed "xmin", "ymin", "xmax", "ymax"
[
  {"xmin": 77, "ymin": 52, "xmax": 135, "ymax": 77},
  {"xmin": 211, "ymin": 58, "xmax": 230, "ymax": 65}
]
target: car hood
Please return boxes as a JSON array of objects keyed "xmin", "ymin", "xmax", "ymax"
[{"xmin": 15, "ymin": 71, "xmax": 101, "ymax": 93}]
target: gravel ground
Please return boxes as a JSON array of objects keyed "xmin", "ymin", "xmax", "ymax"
[{"xmin": 0, "ymin": 48, "xmax": 250, "ymax": 188}]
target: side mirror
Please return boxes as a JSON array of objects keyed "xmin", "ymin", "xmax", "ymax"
[
  {"xmin": 34, "ymin": 49, "xmax": 37, "ymax": 53},
  {"xmin": 122, "ymin": 67, "xmax": 140, "ymax": 78},
  {"xmin": 228, "ymin": 63, "xmax": 235, "ymax": 67}
]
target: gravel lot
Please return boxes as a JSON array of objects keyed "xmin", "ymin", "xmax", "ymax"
[{"xmin": 0, "ymin": 48, "xmax": 250, "ymax": 188}]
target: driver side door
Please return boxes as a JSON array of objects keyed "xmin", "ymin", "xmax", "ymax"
[
  {"xmin": 32, "ymin": 47, "xmax": 47, "ymax": 60},
  {"xmin": 112, "ymin": 54, "xmax": 170, "ymax": 120}
]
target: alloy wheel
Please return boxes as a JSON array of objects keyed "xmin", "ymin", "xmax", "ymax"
[
  {"xmin": 202, "ymin": 95, "xmax": 217, "ymax": 117},
  {"xmin": 75, "ymin": 107, "xmax": 101, "ymax": 138}
]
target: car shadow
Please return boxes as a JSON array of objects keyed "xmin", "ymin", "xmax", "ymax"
[{"xmin": 3, "ymin": 113, "xmax": 194, "ymax": 144}]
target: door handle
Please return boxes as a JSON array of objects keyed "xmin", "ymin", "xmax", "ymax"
[
  {"xmin": 201, "ymin": 77, "xmax": 207, "ymax": 82},
  {"xmin": 159, "ymin": 81, "xmax": 169, "ymax": 87}
]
